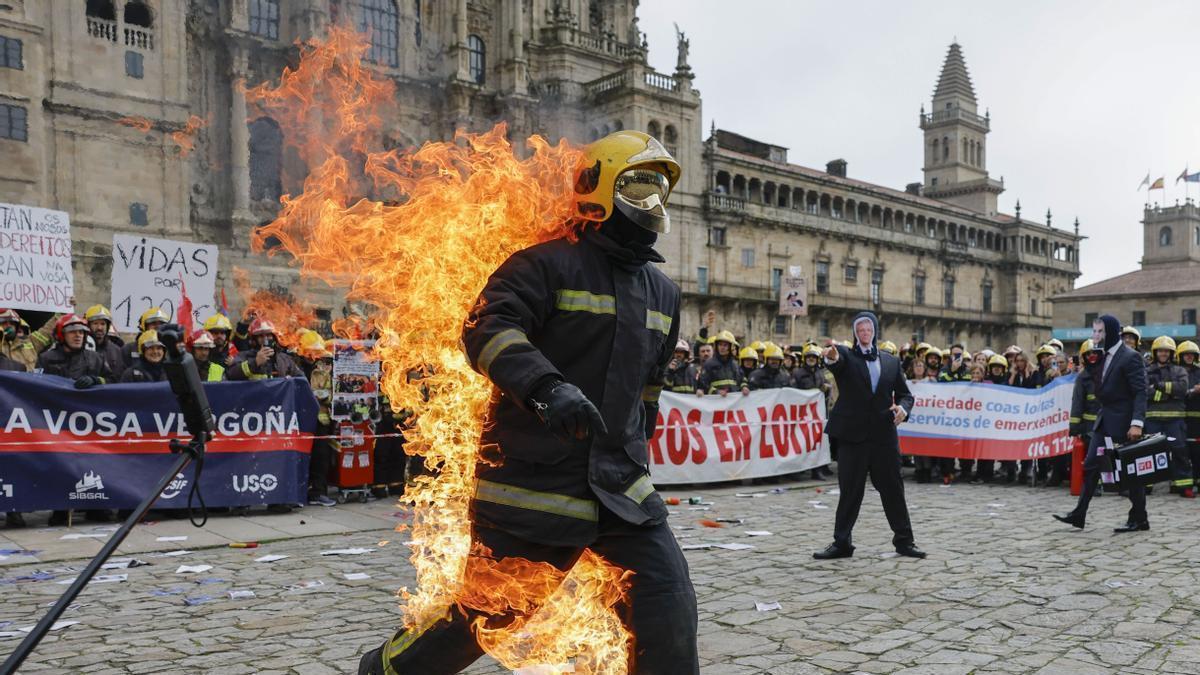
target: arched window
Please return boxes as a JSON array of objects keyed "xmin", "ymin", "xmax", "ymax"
[
  {"xmin": 87, "ymin": 0, "xmax": 116, "ymax": 20},
  {"xmin": 664, "ymin": 124, "xmax": 678, "ymax": 156},
  {"xmin": 248, "ymin": 117, "xmax": 283, "ymax": 203},
  {"xmin": 467, "ymin": 34, "xmax": 485, "ymax": 84},
  {"xmin": 612, "ymin": 119, "xmax": 623, "ymax": 131},
  {"xmin": 1159, "ymin": 226, "xmax": 1173, "ymax": 247},
  {"xmin": 249, "ymin": 0, "xmax": 280, "ymax": 40},
  {"xmin": 647, "ymin": 120, "xmax": 661, "ymax": 140},
  {"xmin": 962, "ymin": 137, "xmax": 968, "ymax": 162},
  {"xmin": 942, "ymin": 136, "xmax": 949, "ymax": 160},
  {"xmin": 123, "ymin": 1, "xmax": 154, "ymax": 48},
  {"xmin": 353, "ymin": 0, "xmax": 399, "ymax": 67}
]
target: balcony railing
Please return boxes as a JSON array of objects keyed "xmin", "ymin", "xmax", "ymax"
[
  {"xmin": 125, "ymin": 27, "xmax": 155, "ymax": 50},
  {"xmin": 706, "ymin": 192, "xmax": 745, "ymax": 212},
  {"xmin": 644, "ymin": 71, "xmax": 677, "ymax": 92},
  {"xmin": 87, "ymin": 17, "xmax": 118, "ymax": 42},
  {"xmin": 542, "ymin": 26, "xmax": 643, "ymax": 60},
  {"xmin": 920, "ymin": 107, "xmax": 990, "ymax": 130}
]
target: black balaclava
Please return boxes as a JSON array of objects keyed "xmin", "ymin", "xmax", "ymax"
[
  {"xmin": 595, "ymin": 206, "xmax": 663, "ymax": 266},
  {"xmin": 1097, "ymin": 314, "xmax": 1122, "ymax": 350},
  {"xmin": 851, "ymin": 311, "xmax": 879, "ymax": 362}
]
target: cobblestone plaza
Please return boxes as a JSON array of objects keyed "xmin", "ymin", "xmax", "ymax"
[{"xmin": 3, "ymin": 480, "xmax": 1199, "ymax": 674}]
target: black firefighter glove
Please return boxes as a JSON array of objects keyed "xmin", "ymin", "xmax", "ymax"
[
  {"xmin": 74, "ymin": 375, "xmax": 100, "ymax": 389},
  {"xmin": 643, "ymin": 402, "xmax": 660, "ymax": 440},
  {"xmin": 529, "ymin": 380, "xmax": 608, "ymax": 442}
]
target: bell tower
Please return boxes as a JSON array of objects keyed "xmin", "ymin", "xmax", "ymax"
[{"xmin": 920, "ymin": 43, "xmax": 1004, "ymax": 214}]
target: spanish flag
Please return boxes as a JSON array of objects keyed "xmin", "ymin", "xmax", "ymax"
[{"xmin": 1149, "ymin": 176, "xmax": 1165, "ymax": 190}]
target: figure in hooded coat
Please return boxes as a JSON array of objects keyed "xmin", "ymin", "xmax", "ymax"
[{"xmin": 812, "ymin": 311, "xmax": 924, "ymax": 560}]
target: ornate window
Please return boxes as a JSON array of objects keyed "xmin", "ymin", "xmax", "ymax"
[
  {"xmin": 913, "ymin": 273, "xmax": 926, "ymax": 306},
  {"xmin": 1159, "ymin": 226, "xmax": 1172, "ymax": 247},
  {"xmin": 249, "ymin": 0, "xmax": 280, "ymax": 40},
  {"xmin": 664, "ymin": 125, "xmax": 678, "ymax": 157},
  {"xmin": 467, "ymin": 34, "xmax": 485, "ymax": 84},
  {"xmin": 353, "ymin": 0, "xmax": 399, "ymax": 67},
  {"xmin": 647, "ymin": 120, "xmax": 661, "ymax": 140}
]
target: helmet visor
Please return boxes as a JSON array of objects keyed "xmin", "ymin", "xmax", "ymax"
[{"xmin": 614, "ymin": 169, "xmax": 671, "ymax": 211}]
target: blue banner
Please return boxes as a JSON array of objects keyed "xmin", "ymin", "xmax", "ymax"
[{"xmin": 0, "ymin": 371, "xmax": 318, "ymax": 511}]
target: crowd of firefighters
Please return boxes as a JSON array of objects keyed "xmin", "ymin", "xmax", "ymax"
[
  {"xmin": 0, "ymin": 304, "xmax": 412, "ymax": 530},
  {"xmin": 668, "ymin": 323, "xmax": 1200, "ymax": 494}
]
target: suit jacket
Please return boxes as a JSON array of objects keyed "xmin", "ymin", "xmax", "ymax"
[
  {"xmin": 1092, "ymin": 343, "xmax": 1147, "ymax": 440},
  {"xmin": 825, "ymin": 344, "xmax": 914, "ymax": 445}
]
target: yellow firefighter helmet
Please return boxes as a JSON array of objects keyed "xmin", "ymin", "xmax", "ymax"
[
  {"xmin": 1151, "ymin": 335, "xmax": 1177, "ymax": 354},
  {"xmin": 573, "ymin": 130, "xmax": 681, "ymax": 233}
]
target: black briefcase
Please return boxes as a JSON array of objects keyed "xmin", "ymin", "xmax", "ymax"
[{"xmin": 1112, "ymin": 433, "xmax": 1171, "ymax": 489}]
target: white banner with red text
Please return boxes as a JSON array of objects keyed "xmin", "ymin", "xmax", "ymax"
[
  {"xmin": 898, "ymin": 375, "xmax": 1075, "ymax": 461},
  {"xmin": 648, "ymin": 388, "xmax": 830, "ymax": 484}
]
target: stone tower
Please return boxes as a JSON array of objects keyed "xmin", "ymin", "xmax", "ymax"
[{"xmin": 920, "ymin": 43, "xmax": 1004, "ymax": 215}]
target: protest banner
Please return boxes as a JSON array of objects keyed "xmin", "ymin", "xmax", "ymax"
[
  {"xmin": 0, "ymin": 202, "xmax": 74, "ymax": 313},
  {"xmin": 648, "ymin": 388, "xmax": 829, "ymax": 484},
  {"xmin": 330, "ymin": 339, "xmax": 381, "ymax": 421},
  {"xmin": 898, "ymin": 375, "xmax": 1075, "ymax": 461},
  {"xmin": 110, "ymin": 234, "xmax": 218, "ymax": 333},
  {"xmin": 778, "ymin": 265, "xmax": 808, "ymax": 317},
  {"xmin": 0, "ymin": 372, "xmax": 317, "ymax": 511}
]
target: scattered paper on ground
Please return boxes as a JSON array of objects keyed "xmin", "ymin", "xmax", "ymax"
[
  {"xmin": 255, "ymin": 554, "xmax": 289, "ymax": 563},
  {"xmin": 156, "ymin": 536, "xmax": 188, "ymax": 542},
  {"xmin": 755, "ymin": 601, "xmax": 782, "ymax": 612},
  {"xmin": 319, "ymin": 548, "xmax": 375, "ymax": 556},
  {"xmin": 343, "ymin": 572, "xmax": 371, "ymax": 580},
  {"xmin": 175, "ymin": 565, "xmax": 212, "ymax": 574}
]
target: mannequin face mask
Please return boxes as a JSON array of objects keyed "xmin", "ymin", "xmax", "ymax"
[{"xmin": 1091, "ymin": 321, "xmax": 1105, "ymax": 347}]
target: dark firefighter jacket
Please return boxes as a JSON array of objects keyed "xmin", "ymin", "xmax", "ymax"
[
  {"xmin": 1069, "ymin": 368, "xmax": 1099, "ymax": 437},
  {"xmin": 748, "ymin": 365, "xmax": 793, "ymax": 390},
  {"xmin": 1184, "ymin": 364, "xmax": 1200, "ymax": 438},
  {"xmin": 1145, "ymin": 361, "xmax": 1188, "ymax": 421},
  {"xmin": 95, "ymin": 338, "xmax": 126, "ymax": 381},
  {"xmin": 36, "ymin": 345, "xmax": 112, "ymax": 381},
  {"xmin": 120, "ymin": 362, "xmax": 169, "ymax": 383},
  {"xmin": 663, "ymin": 361, "xmax": 698, "ymax": 393},
  {"xmin": 792, "ymin": 364, "xmax": 826, "ymax": 392},
  {"xmin": 938, "ymin": 363, "xmax": 971, "ymax": 382},
  {"xmin": 697, "ymin": 354, "xmax": 744, "ymax": 394},
  {"xmin": 462, "ymin": 228, "xmax": 680, "ymax": 547},
  {"xmin": 228, "ymin": 348, "xmax": 305, "ymax": 380}
]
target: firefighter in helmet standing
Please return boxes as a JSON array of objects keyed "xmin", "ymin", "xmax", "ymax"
[
  {"xmin": 122, "ymin": 307, "xmax": 169, "ymax": 368},
  {"xmin": 1145, "ymin": 336, "xmax": 1193, "ymax": 497},
  {"xmin": 663, "ymin": 339, "xmax": 698, "ymax": 394},
  {"xmin": 1178, "ymin": 340, "xmax": 1200, "ymax": 492},
  {"xmin": 1068, "ymin": 339, "xmax": 1101, "ymax": 455},
  {"xmin": 697, "ymin": 330, "xmax": 745, "ymax": 396},
  {"xmin": 202, "ymin": 313, "xmax": 237, "ymax": 367},
  {"xmin": 749, "ymin": 343, "xmax": 793, "ymax": 390},
  {"xmin": 84, "ymin": 304, "xmax": 126, "ymax": 380},
  {"xmin": 360, "ymin": 131, "xmax": 697, "ymax": 674}
]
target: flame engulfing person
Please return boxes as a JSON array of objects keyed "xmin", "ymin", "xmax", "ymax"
[{"xmin": 244, "ymin": 28, "xmax": 697, "ymax": 674}]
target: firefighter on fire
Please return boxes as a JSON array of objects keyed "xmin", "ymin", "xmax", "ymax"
[
  {"xmin": 696, "ymin": 329, "xmax": 747, "ymax": 396},
  {"xmin": 1178, "ymin": 340, "xmax": 1200, "ymax": 491},
  {"xmin": 1145, "ymin": 336, "xmax": 1193, "ymax": 497},
  {"xmin": 663, "ymin": 338, "xmax": 699, "ymax": 393},
  {"xmin": 360, "ymin": 131, "xmax": 698, "ymax": 674}
]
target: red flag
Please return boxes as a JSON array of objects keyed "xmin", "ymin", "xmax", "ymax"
[{"xmin": 177, "ymin": 274, "xmax": 194, "ymax": 338}]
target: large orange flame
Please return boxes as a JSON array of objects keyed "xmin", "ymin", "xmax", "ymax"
[
  {"xmin": 245, "ymin": 27, "xmax": 631, "ymax": 672},
  {"xmin": 231, "ymin": 268, "xmax": 318, "ymax": 349}
]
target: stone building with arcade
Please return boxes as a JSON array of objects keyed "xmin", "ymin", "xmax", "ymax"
[{"xmin": 0, "ymin": 1, "xmax": 1079, "ymax": 347}]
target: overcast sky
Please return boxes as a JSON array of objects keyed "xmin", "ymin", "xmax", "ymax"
[{"xmin": 637, "ymin": 0, "xmax": 1200, "ymax": 286}]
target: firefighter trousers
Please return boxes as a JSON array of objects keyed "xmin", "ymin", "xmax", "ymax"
[{"xmin": 360, "ymin": 508, "xmax": 698, "ymax": 675}]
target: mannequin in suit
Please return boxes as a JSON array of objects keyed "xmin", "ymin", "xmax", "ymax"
[
  {"xmin": 813, "ymin": 311, "xmax": 924, "ymax": 559},
  {"xmin": 1055, "ymin": 314, "xmax": 1150, "ymax": 532}
]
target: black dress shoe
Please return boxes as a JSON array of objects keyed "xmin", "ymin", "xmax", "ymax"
[
  {"xmin": 1113, "ymin": 521, "xmax": 1150, "ymax": 533},
  {"xmin": 1053, "ymin": 513, "xmax": 1085, "ymax": 529},
  {"xmin": 812, "ymin": 544, "xmax": 854, "ymax": 560},
  {"xmin": 895, "ymin": 544, "xmax": 927, "ymax": 559}
]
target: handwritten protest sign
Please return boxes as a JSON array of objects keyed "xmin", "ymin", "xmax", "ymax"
[
  {"xmin": 110, "ymin": 234, "xmax": 218, "ymax": 333},
  {"xmin": 0, "ymin": 202, "xmax": 74, "ymax": 312}
]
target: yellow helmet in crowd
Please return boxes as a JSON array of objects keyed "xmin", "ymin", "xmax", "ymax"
[
  {"xmin": 738, "ymin": 347, "xmax": 759, "ymax": 362},
  {"xmin": 137, "ymin": 329, "xmax": 164, "ymax": 354},
  {"xmin": 203, "ymin": 313, "xmax": 234, "ymax": 332},
  {"xmin": 1035, "ymin": 344, "xmax": 1057, "ymax": 359},
  {"xmin": 1078, "ymin": 339, "xmax": 1094, "ymax": 355},
  {"xmin": 878, "ymin": 340, "xmax": 898, "ymax": 355},
  {"xmin": 84, "ymin": 304, "xmax": 112, "ymax": 324},
  {"xmin": 1121, "ymin": 325, "xmax": 1141, "ymax": 342},
  {"xmin": 298, "ymin": 329, "xmax": 333, "ymax": 359},
  {"xmin": 138, "ymin": 307, "xmax": 169, "ymax": 332},
  {"xmin": 573, "ymin": 130, "xmax": 681, "ymax": 232},
  {"xmin": 749, "ymin": 340, "xmax": 766, "ymax": 352},
  {"xmin": 802, "ymin": 344, "xmax": 823, "ymax": 358},
  {"xmin": 988, "ymin": 354, "xmax": 1009, "ymax": 369},
  {"xmin": 1151, "ymin": 336, "xmax": 1177, "ymax": 354},
  {"xmin": 713, "ymin": 330, "xmax": 737, "ymax": 346},
  {"xmin": 763, "ymin": 344, "xmax": 785, "ymax": 361},
  {"xmin": 1047, "ymin": 338, "xmax": 1065, "ymax": 353},
  {"xmin": 925, "ymin": 347, "xmax": 943, "ymax": 360},
  {"xmin": 915, "ymin": 342, "xmax": 932, "ymax": 356},
  {"xmin": 1177, "ymin": 340, "xmax": 1200, "ymax": 361}
]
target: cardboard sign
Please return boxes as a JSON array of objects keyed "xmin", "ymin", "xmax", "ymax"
[
  {"xmin": 0, "ymin": 202, "xmax": 74, "ymax": 312},
  {"xmin": 110, "ymin": 234, "xmax": 218, "ymax": 333}
]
